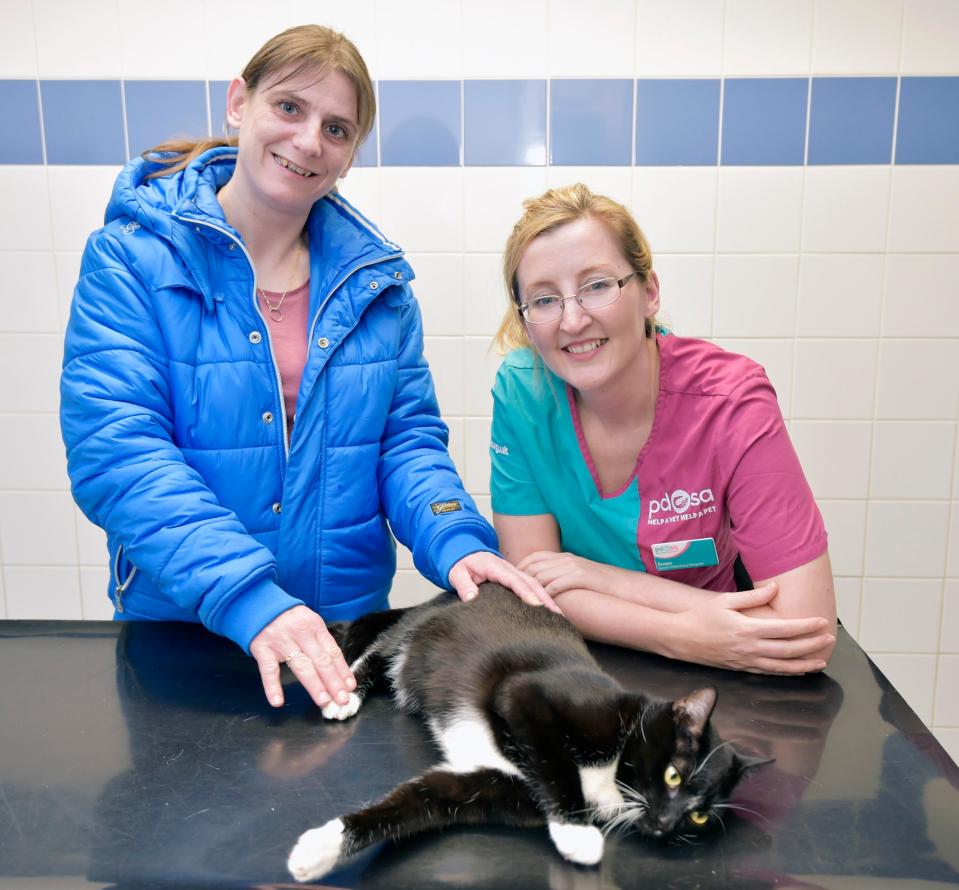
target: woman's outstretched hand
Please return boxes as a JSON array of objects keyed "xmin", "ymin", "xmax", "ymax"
[
  {"xmin": 448, "ymin": 551, "xmax": 562, "ymax": 613},
  {"xmin": 250, "ymin": 605, "xmax": 356, "ymax": 709}
]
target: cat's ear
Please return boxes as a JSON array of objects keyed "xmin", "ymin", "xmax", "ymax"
[
  {"xmin": 734, "ymin": 751, "xmax": 775, "ymax": 779},
  {"xmin": 673, "ymin": 686, "xmax": 717, "ymax": 739}
]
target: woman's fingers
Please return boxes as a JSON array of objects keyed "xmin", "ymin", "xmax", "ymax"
[{"xmin": 249, "ymin": 605, "xmax": 355, "ymax": 710}]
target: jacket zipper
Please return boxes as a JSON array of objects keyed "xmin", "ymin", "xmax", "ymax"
[
  {"xmin": 113, "ymin": 545, "xmax": 138, "ymax": 613},
  {"xmin": 174, "ymin": 215, "xmax": 291, "ymax": 456},
  {"xmin": 176, "ymin": 215, "xmax": 403, "ymax": 456}
]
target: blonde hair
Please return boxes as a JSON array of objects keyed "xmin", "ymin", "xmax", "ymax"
[
  {"xmin": 494, "ymin": 183, "xmax": 656, "ymax": 353},
  {"xmin": 142, "ymin": 25, "xmax": 374, "ymax": 179}
]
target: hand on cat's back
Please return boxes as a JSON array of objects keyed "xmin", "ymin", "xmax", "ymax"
[
  {"xmin": 448, "ymin": 551, "xmax": 562, "ymax": 614},
  {"xmin": 249, "ymin": 605, "xmax": 357, "ymax": 710}
]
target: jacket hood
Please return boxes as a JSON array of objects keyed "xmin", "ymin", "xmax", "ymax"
[{"xmin": 103, "ymin": 146, "xmax": 408, "ymax": 306}]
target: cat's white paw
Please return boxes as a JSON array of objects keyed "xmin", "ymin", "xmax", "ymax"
[
  {"xmin": 548, "ymin": 821, "xmax": 604, "ymax": 866},
  {"xmin": 321, "ymin": 692, "xmax": 361, "ymax": 721},
  {"xmin": 288, "ymin": 818, "xmax": 346, "ymax": 882}
]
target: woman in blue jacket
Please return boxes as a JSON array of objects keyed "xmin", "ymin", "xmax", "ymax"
[{"xmin": 59, "ymin": 25, "xmax": 547, "ymax": 712}]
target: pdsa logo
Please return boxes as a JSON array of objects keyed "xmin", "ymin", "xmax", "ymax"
[{"xmin": 648, "ymin": 487, "xmax": 715, "ymax": 523}]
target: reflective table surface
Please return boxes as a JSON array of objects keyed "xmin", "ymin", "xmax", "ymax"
[{"xmin": 0, "ymin": 619, "xmax": 957, "ymax": 890}]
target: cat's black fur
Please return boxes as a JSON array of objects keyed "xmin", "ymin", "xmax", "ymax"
[{"xmin": 288, "ymin": 583, "xmax": 766, "ymax": 883}]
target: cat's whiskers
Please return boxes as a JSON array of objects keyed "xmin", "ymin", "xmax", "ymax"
[{"xmin": 711, "ymin": 801, "xmax": 771, "ymax": 825}]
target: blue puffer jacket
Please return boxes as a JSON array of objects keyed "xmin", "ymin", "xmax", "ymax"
[{"xmin": 60, "ymin": 147, "xmax": 497, "ymax": 653}]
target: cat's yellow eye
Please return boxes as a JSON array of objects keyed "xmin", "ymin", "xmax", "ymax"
[
  {"xmin": 664, "ymin": 764, "xmax": 682, "ymax": 788},
  {"xmin": 689, "ymin": 810, "xmax": 709, "ymax": 826}
]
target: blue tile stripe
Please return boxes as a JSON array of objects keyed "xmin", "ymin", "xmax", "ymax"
[{"xmin": 2, "ymin": 77, "xmax": 957, "ymax": 167}]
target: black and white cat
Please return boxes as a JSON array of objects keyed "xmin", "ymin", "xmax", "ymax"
[{"xmin": 287, "ymin": 583, "xmax": 765, "ymax": 883}]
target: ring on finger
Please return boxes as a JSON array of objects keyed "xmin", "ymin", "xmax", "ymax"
[{"xmin": 284, "ymin": 649, "xmax": 304, "ymax": 668}]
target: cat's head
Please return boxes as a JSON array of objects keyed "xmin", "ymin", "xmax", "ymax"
[{"xmin": 613, "ymin": 686, "xmax": 769, "ymax": 841}]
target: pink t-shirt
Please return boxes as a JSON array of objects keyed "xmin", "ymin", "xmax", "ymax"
[
  {"xmin": 258, "ymin": 280, "xmax": 309, "ymax": 435},
  {"xmin": 491, "ymin": 334, "xmax": 828, "ymax": 588}
]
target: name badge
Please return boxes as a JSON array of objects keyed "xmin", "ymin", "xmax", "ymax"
[{"xmin": 651, "ymin": 538, "xmax": 719, "ymax": 572}]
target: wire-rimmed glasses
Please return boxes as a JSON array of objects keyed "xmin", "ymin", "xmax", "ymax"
[{"xmin": 518, "ymin": 272, "xmax": 639, "ymax": 324}]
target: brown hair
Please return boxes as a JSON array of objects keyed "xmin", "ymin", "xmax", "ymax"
[
  {"xmin": 142, "ymin": 25, "xmax": 374, "ymax": 179},
  {"xmin": 494, "ymin": 183, "xmax": 656, "ymax": 353}
]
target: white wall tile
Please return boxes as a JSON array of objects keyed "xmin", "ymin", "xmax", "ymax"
[
  {"xmin": 462, "ymin": 0, "xmax": 549, "ymax": 78},
  {"xmin": 935, "ymin": 729, "xmax": 959, "ymax": 764},
  {"xmin": 876, "ymin": 340, "xmax": 959, "ymax": 420},
  {"xmin": 464, "ymin": 254, "xmax": 509, "ymax": 338},
  {"xmin": 933, "ymin": 655, "xmax": 959, "ymax": 725},
  {"xmin": 338, "ymin": 168, "xmax": 380, "ymax": 227},
  {"xmin": 54, "ymin": 251, "xmax": 82, "ymax": 331},
  {"xmin": 0, "ymin": 491, "xmax": 77, "ymax": 566},
  {"xmin": 716, "ymin": 168, "xmax": 804, "ymax": 253},
  {"xmin": 395, "ymin": 541, "xmax": 414, "ymax": 570},
  {"xmin": 79, "ymin": 565, "xmax": 112, "ymax": 619},
  {"xmin": 711, "ymin": 338, "xmax": 794, "ymax": 413},
  {"xmin": 464, "ymin": 168, "xmax": 549, "ymax": 253},
  {"xmin": 835, "ymin": 575, "xmax": 862, "ymax": 636},
  {"xmin": 0, "ymin": 168, "xmax": 53, "ymax": 251},
  {"xmin": 819, "ymin": 500, "xmax": 867, "ymax": 575},
  {"xmin": 473, "ymin": 494, "xmax": 493, "ymax": 523},
  {"xmin": 713, "ymin": 255, "xmax": 799, "ymax": 337},
  {"xmin": 802, "ymin": 167, "xmax": 891, "ymax": 253},
  {"xmin": 462, "ymin": 337, "xmax": 502, "ymax": 417},
  {"xmin": 75, "ymin": 506, "xmax": 107, "ymax": 566},
  {"xmin": 407, "ymin": 254, "xmax": 464, "ymax": 336},
  {"xmin": 379, "ymin": 168, "xmax": 463, "ymax": 253},
  {"xmin": 790, "ymin": 421, "xmax": 872, "ymax": 499},
  {"xmin": 811, "ymin": 0, "xmax": 904, "ymax": 73},
  {"xmin": 0, "ymin": 0, "xmax": 38, "ymax": 77},
  {"xmin": 635, "ymin": 0, "xmax": 725, "ymax": 76},
  {"xmin": 870, "ymin": 422, "xmax": 955, "ymax": 499},
  {"xmin": 34, "ymin": 0, "xmax": 123, "ymax": 77},
  {"xmin": 865, "ymin": 501, "xmax": 949, "ymax": 577},
  {"xmin": 375, "ymin": 0, "xmax": 463, "ymax": 78},
  {"xmin": 46, "ymin": 166, "xmax": 124, "ymax": 253},
  {"xmin": 463, "ymin": 416, "xmax": 493, "ymax": 495},
  {"xmin": 3, "ymin": 565, "xmax": 82, "ymax": 619},
  {"xmin": 870, "ymin": 653, "xmax": 936, "ymax": 725},
  {"xmin": 0, "ymin": 566, "xmax": 6, "ymax": 618},
  {"xmin": 389, "ymin": 569, "xmax": 440, "ymax": 607},
  {"xmin": 196, "ymin": 1, "xmax": 379, "ymax": 81},
  {"xmin": 0, "ymin": 334, "xmax": 62, "ymax": 413},
  {"xmin": 901, "ymin": 0, "xmax": 959, "ymax": 73},
  {"xmin": 422, "ymin": 337, "xmax": 464, "ymax": 416},
  {"xmin": 548, "ymin": 0, "xmax": 637, "ymax": 77},
  {"xmin": 793, "ymin": 339, "xmax": 877, "ymax": 419},
  {"xmin": 0, "ymin": 415, "xmax": 69, "ymax": 490},
  {"xmin": 0, "ymin": 251, "xmax": 61, "ymax": 333},
  {"xmin": 797, "ymin": 254, "xmax": 884, "ymax": 338},
  {"xmin": 632, "ymin": 168, "xmax": 718, "ymax": 253},
  {"xmin": 949, "ymin": 504, "xmax": 959, "ymax": 576},
  {"xmin": 546, "ymin": 167, "xmax": 633, "ymax": 209},
  {"xmin": 653, "ymin": 255, "xmax": 713, "ymax": 338},
  {"xmin": 882, "ymin": 255, "xmax": 959, "ymax": 338},
  {"xmin": 888, "ymin": 167, "xmax": 959, "ymax": 253},
  {"xmin": 860, "ymin": 577, "xmax": 942, "ymax": 651},
  {"xmin": 942, "ymin": 579, "xmax": 959, "ymax": 651},
  {"xmin": 723, "ymin": 0, "xmax": 814, "ymax": 75},
  {"xmin": 118, "ymin": 1, "xmax": 209, "ymax": 78}
]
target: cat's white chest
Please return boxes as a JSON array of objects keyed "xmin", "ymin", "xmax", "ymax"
[{"xmin": 432, "ymin": 710, "xmax": 522, "ymax": 777}]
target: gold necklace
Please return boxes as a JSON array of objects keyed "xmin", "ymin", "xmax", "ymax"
[{"xmin": 258, "ymin": 240, "xmax": 303, "ymax": 323}]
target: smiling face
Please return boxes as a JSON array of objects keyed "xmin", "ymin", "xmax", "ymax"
[
  {"xmin": 515, "ymin": 215, "xmax": 660, "ymax": 396},
  {"xmin": 225, "ymin": 65, "xmax": 359, "ymax": 219}
]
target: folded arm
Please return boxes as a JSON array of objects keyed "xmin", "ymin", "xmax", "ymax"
[{"xmin": 495, "ymin": 513, "xmax": 835, "ymax": 675}]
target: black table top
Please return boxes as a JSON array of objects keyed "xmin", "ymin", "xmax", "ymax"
[{"xmin": 0, "ymin": 618, "xmax": 957, "ymax": 890}]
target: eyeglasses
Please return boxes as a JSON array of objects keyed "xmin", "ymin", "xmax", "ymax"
[{"xmin": 518, "ymin": 272, "xmax": 639, "ymax": 324}]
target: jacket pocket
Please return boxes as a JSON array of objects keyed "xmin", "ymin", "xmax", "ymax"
[{"xmin": 112, "ymin": 545, "xmax": 139, "ymax": 614}]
